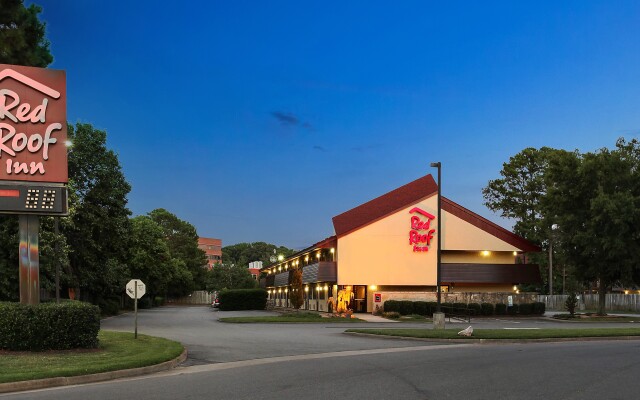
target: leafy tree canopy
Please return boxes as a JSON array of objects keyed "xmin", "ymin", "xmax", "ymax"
[
  {"xmin": 544, "ymin": 138, "xmax": 640, "ymax": 314},
  {"xmin": 482, "ymin": 147, "xmax": 560, "ymax": 242},
  {"xmin": 0, "ymin": 0, "xmax": 53, "ymax": 67},
  {"xmin": 222, "ymin": 242, "xmax": 295, "ymax": 268},
  {"xmin": 65, "ymin": 123, "xmax": 132, "ymax": 304},
  {"xmin": 485, "ymin": 138, "xmax": 640, "ymax": 314},
  {"xmin": 204, "ymin": 264, "xmax": 257, "ymax": 292},
  {"xmin": 148, "ymin": 208, "xmax": 206, "ymax": 289}
]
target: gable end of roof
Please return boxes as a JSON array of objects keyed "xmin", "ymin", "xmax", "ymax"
[{"xmin": 332, "ymin": 174, "xmax": 438, "ymax": 236}]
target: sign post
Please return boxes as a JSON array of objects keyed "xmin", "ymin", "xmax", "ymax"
[
  {"xmin": 126, "ymin": 279, "xmax": 146, "ymax": 339},
  {"xmin": 0, "ymin": 64, "xmax": 68, "ymax": 305}
]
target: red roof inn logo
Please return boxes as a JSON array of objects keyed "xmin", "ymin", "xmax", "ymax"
[
  {"xmin": 0, "ymin": 64, "xmax": 67, "ymax": 183},
  {"xmin": 409, "ymin": 207, "xmax": 436, "ymax": 252}
]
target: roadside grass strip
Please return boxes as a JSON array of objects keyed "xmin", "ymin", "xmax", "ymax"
[
  {"xmin": 552, "ymin": 314, "xmax": 640, "ymax": 322},
  {"xmin": 0, "ymin": 331, "xmax": 184, "ymax": 384},
  {"xmin": 220, "ymin": 312, "xmax": 365, "ymax": 323},
  {"xmin": 345, "ymin": 328, "xmax": 640, "ymax": 340}
]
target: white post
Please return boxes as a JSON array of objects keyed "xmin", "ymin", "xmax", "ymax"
[{"xmin": 134, "ymin": 282, "xmax": 138, "ymax": 339}]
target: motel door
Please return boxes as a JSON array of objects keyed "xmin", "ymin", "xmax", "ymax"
[{"xmin": 353, "ymin": 285, "xmax": 367, "ymax": 313}]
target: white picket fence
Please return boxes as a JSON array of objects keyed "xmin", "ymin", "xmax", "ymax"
[{"xmin": 539, "ymin": 294, "xmax": 640, "ymax": 312}]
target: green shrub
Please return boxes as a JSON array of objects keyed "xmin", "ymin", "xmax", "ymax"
[
  {"xmin": 518, "ymin": 303, "xmax": 533, "ymax": 315},
  {"xmin": 154, "ymin": 296, "xmax": 165, "ymax": 307},
  {"xmin": 495, "ymin": 303, "xmax": 507, "ymax": 315},
  {"xmin": 0, "ymin": 301, "xmax": 100, "ymax": 351},
  {"xmin": 480, "ymin": 302, "xmax": 494, "ymax": 316},
  {"xmin": 452, "ymin": 302, "xmax": 468, "ymax": 313},
  {"xmin": 426, "ymin": 302, "xmax": 438, "ymax": 315},
  {"xmin": 97, "ymin": 297, "xmax": 121, "ymax": 316},
  {"xmin": 532, "ymin": 302, "xmax": 546, "ymax": 315},
  {"xmin": 565, "ymin": 293, "xmax": 578, "ymax": 316},
  {"xmin": 467, "ymin": 303, "xmax": 482, "ymax": 316},
  {"xmin": 399, "ymin": 300, "xmax": 414, "ymax": 315},
  {"xmin": 383, "ymin": 311, "xmax": 401, "ymax": 319},
  {"xmin": 507, "ymin": 304, "xmax": 519, "ymax": 315},
  {"xmin": 218, "ymin": 289, "xmax": 268, "ymax": 311},
  {"xmin": 138, "ymin": 296, "xmax": 153, "ymax": 309},
  {"xmin": 413, "ymin": 301, "xmax": 428, "ymax": 316},
  {"xmin": 384, "ymin": 300, "xmax": 400, "ymax": 313}
]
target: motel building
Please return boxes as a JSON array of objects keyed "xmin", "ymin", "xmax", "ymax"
[{"xmin": 260, "ymin": 174, "xmax": 541, "ymax": 314}]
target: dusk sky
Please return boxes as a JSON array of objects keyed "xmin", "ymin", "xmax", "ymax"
[{"xmin": 33, "ymin": 1, "xmax": 640, "ymax": 249}]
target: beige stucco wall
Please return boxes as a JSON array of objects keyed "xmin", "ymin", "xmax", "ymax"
[
  {"xmin": 441, "ymin": 211, "xmax": 521, "ymax": 251},
  {"xmin": 337, "ymin": 196, "xmax": 439, "ymax": 286},
  {"xmin": 337, "ymin": 195, "xmax": 525, "ymax": 286}
]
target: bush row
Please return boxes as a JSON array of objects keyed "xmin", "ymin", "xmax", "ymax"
[
  {"xmin": 383, "ymin": 300, "xmax": 545, "ymax": 316},
  {"xmin": 0, "ymin": 301, "xmax": 100, "ymax": 351},
  {"xmin": 218, "ymin": 288, "xmax": 268, "ymax": 311}
]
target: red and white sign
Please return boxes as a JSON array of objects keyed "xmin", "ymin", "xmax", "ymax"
[
  {"xmin": 409, "ymin": 207, "xmax": 436, "ymax": 252},
  {"xmin": 0, "ymin": 64, "xmax": 67, "ymax": 183},
  {"xmin": 374, "ymin": 293, "xmax": 381, "ymax": 303}
]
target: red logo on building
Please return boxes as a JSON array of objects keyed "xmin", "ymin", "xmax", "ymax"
[{"xmin": 409, "ymin": 207, "xmax": 436, "ymax": 252}]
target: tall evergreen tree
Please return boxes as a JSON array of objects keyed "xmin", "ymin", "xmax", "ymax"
[
  {"xmin": 0, "ymin": 0, "xmax": 53, "ymax": 67},
  {"xmin": 64, "ymin": 123, "xmax": 132, "ymax": 305},
  {"xmin": 0, "ymin": 0, "xmax": 55, "ymax": 300}
]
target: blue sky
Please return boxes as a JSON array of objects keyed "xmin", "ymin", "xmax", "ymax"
[{"xmin": 32, "ymin": 1, "xmax": 640, "ymax": 249}]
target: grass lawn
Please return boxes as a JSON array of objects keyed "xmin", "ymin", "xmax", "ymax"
[
  {"xmin": 0, "ymin": 331, "xmax": 183, "ymax": 384},
  {"xmin": 345, "ymin": 327, "xmax": 640, "ymax": 340},
  {"xmin": 219, "ymin": 312, "xmax": 365, "ymax": 323}
]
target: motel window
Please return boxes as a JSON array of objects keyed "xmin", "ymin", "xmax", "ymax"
[{"xmin": 319, "ymin": 288, "xmax": 325, "ymax": 300}]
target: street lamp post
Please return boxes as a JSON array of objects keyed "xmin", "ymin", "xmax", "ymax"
[
  {"xmin": 430, "ymin": 162, "xmax": 444, "ymax": 330},
  {"xmin": 549, "ymin": 224, "xmax": 558, "ymax": 296}
]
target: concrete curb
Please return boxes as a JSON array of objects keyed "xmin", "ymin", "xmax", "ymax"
[
  {"xmin": 343, "ymin": 331, "xmax": 640, "ymax": 344},
  {"xmin": 0, "ymin": 348, "xmax": 188, "ymax": 394}
]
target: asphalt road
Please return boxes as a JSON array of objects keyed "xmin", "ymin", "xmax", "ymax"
[{"xmin": 2, "ymin": 307, "xmax": 640, "ymax": 400}]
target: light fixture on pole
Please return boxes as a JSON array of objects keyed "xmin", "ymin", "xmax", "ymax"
[{"xmin": 430, "ymin": 162, "xmax": 444, "ymax": 329}]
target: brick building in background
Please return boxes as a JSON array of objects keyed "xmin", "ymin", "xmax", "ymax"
[{"xmin": 198, "ymin": 237, "xmax": 222, "ymax": 269}]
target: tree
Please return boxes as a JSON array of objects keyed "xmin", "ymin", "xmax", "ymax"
[
  {"xmin": 482, "ymin": 147, "xmax": 563, "ymax": 292},
  {"xmin": 544, "ymin": 139, "xmax": 640, "ymax": 315},
  {"xmin": 222, "ymin": 242, "xmax": 295, "ymax": 268},
  {"xmin": 204, "ymin": 264, "xmax": 257, "ymax": 292},
  {"xmin": 289, "ymin": 268, "xmax": 304, "ymax": 309},
  {"xmin": 129, "ymin": 216, "xmax": 174, "ymax": 301},
  {"xmin": 148, "ymin": 208, "xmax": 206, "ymax": 290},
  {"xmin": 64, "ymin": 123, "xmax": 132, "ymax": 306},
  {"xmin": 0, "ymin": 0, "xmax": 53, "ymax": 67},
  {"xmin": 482, "ymin": 147, "xmax": 560, "ymax": 241},
  {"xmin": 0, "ymin": 0, "xmax": 54, "ymax": 301},
  {"xmin": 0, "ymin": 216, "xmax": 18, "ymax": 300}
]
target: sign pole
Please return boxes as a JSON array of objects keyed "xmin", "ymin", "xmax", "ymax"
[
  {"xmin": 134, "ymin": 282, "xmax": 138, "ymax": 339},
  {"xmin": 55, "ymin": 216, "xmax": 60, "ymax": 304},
  {"xmin": 19, "ymin": 215, "xmax": 39, "ymax": 305},
  {"xmin": 126, "ymin": 279, "xmax": 145, "ymax": 339}
]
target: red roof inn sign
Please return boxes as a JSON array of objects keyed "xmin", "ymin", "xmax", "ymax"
[
  {"xmin": 0, "ymin": 64, "xmax": 68, "ymax": 215},
  {"xmin": 409, "ymin": 207, "xmax": 436, "ymax": 252}
]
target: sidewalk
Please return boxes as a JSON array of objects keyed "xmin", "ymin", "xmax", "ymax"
[{"xmin": 355, "ymin": 313, "xmax": 400, "ymax": 323}]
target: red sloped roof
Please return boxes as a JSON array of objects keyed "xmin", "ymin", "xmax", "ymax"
[
  {"xmin": 331, "ymin": 174, "xmax": 540, "ymax": 252},
  {"xmin": 332, "ymin": 174, "xmax": 438, "ymax": 236}
]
